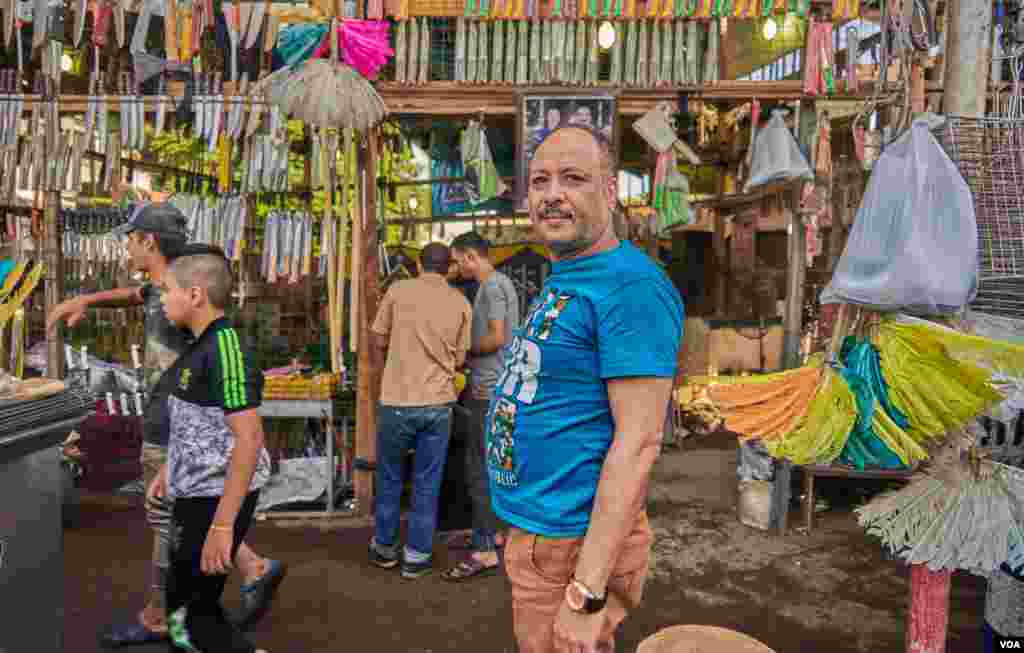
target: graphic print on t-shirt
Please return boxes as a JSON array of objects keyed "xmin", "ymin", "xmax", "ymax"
[{"xmin": 488, "ymin": 288, "xmax": 575, "ymax": 489}]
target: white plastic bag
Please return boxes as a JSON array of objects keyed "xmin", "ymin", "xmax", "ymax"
[
  {"xmin": 743, "ymin": 110, "xmax": 813, "ymax": 192},
  {"xmin": 821, "ymin": 116, "xmax": 978, "ymax": 315}
]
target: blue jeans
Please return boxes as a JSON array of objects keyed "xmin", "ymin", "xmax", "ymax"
[{"xmin": 373, "ymin": 404, "xmax": 453, "ymax": 563}]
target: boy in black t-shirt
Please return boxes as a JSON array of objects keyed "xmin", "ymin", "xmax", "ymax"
[{"xmin": 147, "ymin": 248, "xmax": 271, "ymax": 653}]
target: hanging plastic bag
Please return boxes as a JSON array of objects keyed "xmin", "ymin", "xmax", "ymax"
[
  {"xmin": 653, "ymin": 151, "xmax": 693, "ymax": 234},
  {"xmin": 460, "ymin": 120, "xmax": 503, "ymax": 203},
  {"xmin": 821, "ymin": 115, "xmax": 978, "ymax": 315},
  {"xmin": 743, "ymin": 109, "xmax": 813, "ymax": 192}
]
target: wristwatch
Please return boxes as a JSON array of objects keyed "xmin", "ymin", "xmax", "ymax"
[{"xmin": 565, "ymin": 578, "xmax": 607, "ymax": 614}]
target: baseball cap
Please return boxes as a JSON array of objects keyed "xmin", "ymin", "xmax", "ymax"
[{"xmin": 109, "ymin": 202, "xmax": 188, "ymax": 238}]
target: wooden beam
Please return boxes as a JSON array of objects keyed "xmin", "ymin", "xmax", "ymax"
[{"xmin": 376, "ymin": 82, "xmax": 886, "ymax": 116}]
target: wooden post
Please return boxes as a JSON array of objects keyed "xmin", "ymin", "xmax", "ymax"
[
  {"xmin": 942, "ymin": 0, "xmax": 993, "ymax": 117},
  {"xmin": 781, "ymin": 199, "xmax": 807, "ymax": 371},
  {"xmin": 354, "ymin": 128, "xmax": 381, "ymax": 516},
  {"xmin": 906, "ymin": 564, "xmax": 952, "ymax": 653},
  {"xmin": 44, "ymin": 193, "xmax": 64, "ymax": 379}
]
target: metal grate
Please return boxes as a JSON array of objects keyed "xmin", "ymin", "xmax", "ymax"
[{"xmin": 933, "ymin": 116, "xmax": 1024, "ymax": 318}]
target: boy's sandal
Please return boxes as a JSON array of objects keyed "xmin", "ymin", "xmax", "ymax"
[
  {"xmin": 441, "ymin": 558, "xmax": 500, "ymax": 582},
  {"xmin": 98, "ymin": 622, "xmax": 167, "ymax": 648}
]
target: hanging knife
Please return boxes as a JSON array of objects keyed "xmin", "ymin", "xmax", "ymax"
[
  {"xmin": 73, "ymin": 0, "xmax": 88, "ymax": 47},
  {"xmin": 32, "ymin": 0, "xmax": 50, "ymax": 51},
  {"xmin": 133, "ymin": 74, "xmax": 145, "ymax": 151},
  {"xmin": 246, "ymin": 91, "xmax": 263, "ymax": 137},
  {"xmin": 97, "ymin": 72, "xmax": 108, "ymax": 156},
  {"xmin": 207, "ymin": 72, "xmax": 222, "ymax": 152},
  {"xmin": 114, "ymin": 0, "xmax": 127, "ymax": 49},
  {"xmin": 130, "ymin": 0, "xmax": 155, "ymax": 54},
  {"xmin": 224, "ymin": 2, "xmax": 239, "ymax": 82},
  {"xmin": 193, "ymin": 72, "xmax": 206, "ymax": 141},
  {"xmin": 154, "ymin": 75, "xmax": 168, "ymax": 135},
  {"xmin": 245, "ymin": 1, "xmax": 265, "ymax": 50},
  {"xmin": 310, "ymin": 131, "xmax": 322, "ymax": 190},
  {"xmin": 0, "ymin": 72, "xmax": 9, "ymax": 148},
  {"xmin": 4, "ymin": 0, "xmax": 13, "ymax": 48},
  {"xmin": 118, "ymin": 72, "xmax": 128, "ymax": 149},
  {"xmin": 232, "ymin": 74, "xmax": 249, "ymax": 139}
]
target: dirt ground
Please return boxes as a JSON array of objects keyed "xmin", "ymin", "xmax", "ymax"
[{"xmin": 65, "ymin": 437, "xmax": 989, "ymax": 653}]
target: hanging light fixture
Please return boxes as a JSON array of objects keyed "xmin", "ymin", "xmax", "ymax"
[
  {"xmin": 763, "ymin": 17, "xmax": 778, "ymax": 41},
  {"xmin": 598, "ymin": 21, "xmax": 617, "ymax": 50}
]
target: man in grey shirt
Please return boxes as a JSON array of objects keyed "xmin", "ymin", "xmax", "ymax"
[{"xmin": 443, "ymin": 232, "xmax": 520, "ymax": 581}]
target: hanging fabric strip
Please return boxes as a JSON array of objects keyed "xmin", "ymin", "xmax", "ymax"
[
  {"xmin": 587, "ymin": 20, "xmax": 599, "ymax": 85},
  {"xmin": 797, "ymin": 0, "xmax": 810, "ymax": 15},
  {"xmin": 505, "ymin": 18, "xmax": 517, "ymax": 82},
  {"xmin": 660, "ymin": 20, "xmax": 673, "ymax": 84},
  {"xmin": 408, "ymin": 18, "xmax": 420, "ymax": 84},
  {"xmin": 609, "ymin": 21, "xmax": 623, "ymax": 83},
  {"xmin": 650, "ymin": 21, "xmax": 662, "ymax": 86},
  {"xmin": 647, "ymin": 0, "xmax": 659, "ymax": 17},
  {"xmin": 624, "ymin": 20, "xmax": 638, "ymax": 85},
  {"xmin": 493, "ymin": 20, "xmax": 505, "ymax": 83},
  {"xmin": 637, "ymin": 20, "xmax": 649, "ymax": 87},
  {"xmin": 419, "ymin": 17, "xmax": 430, "ymax": 84},
  {"xmin": 455, "ymin": 17, "xmax": 466, "ymax": 81},
  {"xmin": 532, "ymin": 20, "xmax": 543, "ymax": 82},
  {"xmin": 480, "ymin": 0, "xmax": 490, "ymax": 17},
  {"xmin": 395, "ymin": 19, "xmax": 408, "ymax": 83},
  {"xmin": 571, "ymin": 21, "xmax": 584, "ymax": 84},
  {"xmin": 541, "ymin": 20, "xmax": 552, "ymax": 82},
  {"xmin": 674, "ymin": 19, "xmax": 685, "ymax": 83},
  {"xmin": 703, "ymin": 19, "xmax": 719, "ymax": 82},
  {"xmin": 492, "ymin": 0, "xmax": 504, "ymax": 18},
  {"xmin": 832, "ymin": 0, "xmax": 845, "ymax": 20},
  {"xmin": 478, "ymin": 19, "xmax": 490, "ymax": 83},
  {"xmin": 685, "ymin": 20, "xmax": 698, "ymax": 83},
  {"xmin": 467, "ymin": 20, "xmax": 479, "ymax": 82},
  {"xmin": 517, "ymin": 20, "xmax": 528, "ymax": 83}
]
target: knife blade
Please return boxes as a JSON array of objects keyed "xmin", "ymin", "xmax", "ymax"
[
  {"xmin": 130, "ymin": 0, "xmax": 155, "ymax": 54},
  {"xmin": 120, "ymin": 73, "xmax": 130, "ymax": 148},
  {"xmin": 224, "ymin": 3, "xmax": 239, "ymax": 82},
  {"xmin": 193, "ymin": 72, "xmax": 205, "ymax": 140},
  {"xmin": 73, "ymin": 0, "xmax": 88, "ymax": 47},
  {"xmin": 114, "ymin": 0, "xmax": 127, "ymax": 49},
  {"xmin": 134, "ymin": 76, "xmax": 146, "ymax": 151},
  {"xmin": 245, "ymin": 1, "xmax": 266, "ymax": 50},
  {"xmin": 207, "ymin": 73, "xmax": 223, "ymax": 152},
  {"xmin": 154, "ymin": 76, "xmax": 167, "ymax": 135}
]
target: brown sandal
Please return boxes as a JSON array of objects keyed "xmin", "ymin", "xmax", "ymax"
[{"xmin": 441, "ymin": 559, "xmax": 500, "ymax": 582}]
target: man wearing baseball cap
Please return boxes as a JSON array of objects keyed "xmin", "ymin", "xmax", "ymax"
[{"xmin": 48, "ymin": 203, "xmax": 286, "ymax": 647}]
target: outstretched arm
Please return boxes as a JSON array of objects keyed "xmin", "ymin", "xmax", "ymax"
[{"xmin": 46, "ymin": 286, "xmax": 144, "ymax": 334}]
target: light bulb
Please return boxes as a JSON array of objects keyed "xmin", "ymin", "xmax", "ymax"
[
  {"xmin": 407, "ymin": 196, "xmax": 419, "ymax": 211},
  {"xmin": 763, "ymin": 17, "xmax": 778, "ymax": 41},
  {"xmin": 598, "ymin": 21, "xmax": 616, "ymax": 50},
  {"xmin": 61, "ymin": 53, "xmax": 73, "ymax": 72}
]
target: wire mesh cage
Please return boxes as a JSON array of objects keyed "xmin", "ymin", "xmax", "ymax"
[{"xmin": 933, "ymin": 116, "xmax": 1024, "ymax": 318}]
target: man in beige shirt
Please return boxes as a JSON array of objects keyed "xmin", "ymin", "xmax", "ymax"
[{"xmin": 368, "ymin": 242, "xmax": 472, "ymax": 579}]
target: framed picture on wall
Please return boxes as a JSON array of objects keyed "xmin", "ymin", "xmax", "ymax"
[{"xmin": 515, "ymin": 92, "xmax": 618, "ymax": 210}]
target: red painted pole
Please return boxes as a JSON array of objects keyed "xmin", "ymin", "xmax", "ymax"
[{"xmin": 906, "ymin": 564, "xmax": 952, "ymax": 653}]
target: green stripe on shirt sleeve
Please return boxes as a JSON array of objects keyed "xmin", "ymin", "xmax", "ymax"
[
  {"xmin": 227, "ymin": 328, "xmax": 248, "ymax": 406},
  {"xmin": 217, "ymin": 330, "xmax": 241, "ymax": 409}
]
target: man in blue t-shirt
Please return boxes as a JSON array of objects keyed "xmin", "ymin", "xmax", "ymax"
[{"xmin": 489, "ymin": 126, "xmax": 684, "ymax": 653}]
